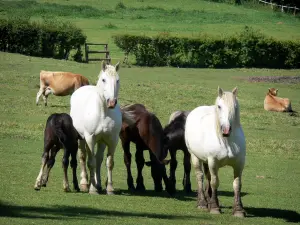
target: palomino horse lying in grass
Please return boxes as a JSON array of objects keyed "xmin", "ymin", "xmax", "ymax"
[
  {"xmin": 185, "ymin": 87, "xmax": 246, "ymax": 217},
  {"xmin": 34, "ymin": 113, "xmax": 80, "ymax": 192},
  {"xmin": 120, "ymin": 103, "xmax": 173, "ymax": 195},
  {"xmin": 36, "ymin": 70, "xmax": 89, "ymax": 106},
  {"xmin": 264, "ymin": 88, "xmax": 294, "ymax": 113},
  {"xmin": 163, "ymin": 110, "xmax": 192, "ymax": 193},
  {"xmin": 70, "ymin": 61, "xmax": 135, "ymax": 195}
]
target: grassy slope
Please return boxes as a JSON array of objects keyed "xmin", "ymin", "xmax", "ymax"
[
  {"xmin": 0, "ymin": 52, "xmax": 300, "ymax": 225},
  {"xmin": 0, "ymin": 0, "xmax": 300, "ymax": 61},
  {"xmin": 0, "ymin": 0, "xmax": 300, "ymax": 224}
]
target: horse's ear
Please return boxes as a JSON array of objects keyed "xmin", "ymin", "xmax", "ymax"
[
  {"xmin": 218, "ymin": 86, "xmax": 223, "ymax": 97},
  {"xmin": 115, "ymin": 61, "xmax": 120, "ymax": 72},
  {"xmin": 232, "ymin": 87, "xmax": 238, "ymax": 96},
  {"xmin": 102, "ymin": 60, "xmax": 107, "ymax": 71}
]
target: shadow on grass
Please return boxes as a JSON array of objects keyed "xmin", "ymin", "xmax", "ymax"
[
  {"xmin": 115, "ymin": 189, "xmax": 248, "ymax": 201},
  {"xmin": 245, "ymin": 207, "xmax": 300, "ymax": 223},
  {"xmin": 49, "ymin": 104, "xmax": 69, "ymax": 108},
  {"xmin": 0, "ymin": 201, "xmax": 200, "ymax": 220},
  {"xmin": 116, "ymin": 189, "xmax": 195, "ymax": 201}
]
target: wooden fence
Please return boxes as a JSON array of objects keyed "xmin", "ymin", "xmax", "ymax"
[
  {"xmin": 258, "ymin": 0, "xmax": 299, "ymax": 15},
  {"xmin": 85, "ymin": 43, "xmax": 111, "ymax": 63}
]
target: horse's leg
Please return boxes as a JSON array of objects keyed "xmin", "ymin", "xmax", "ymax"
[
  {"xmin": 183, "ymin": 150, "xmax": 192, "ymax": 193},
  {"xmin": 70, "ymin": 148, "xmax": 80, "ymax": 192},
  {"xmin": 106, "ymin": 140, "xmax": 118, "ymax": 195},
  {"xmin": 85, "ymin": 134, "xmax": 97, "ymax": 194},
  {"xmin": 78, "ymin": 140, "xmax": 89, "ymax": 192},
  {"xmin": 36, "ymin": 87, "xmax": 45, "ymax": 105},
  {"xmin": 232, "ymin": 165, "xmax": 245, "ymax": 217},
  {"xmin": 62, "ymin": 148, "xmax": 71, "ymax": 192},
  {"xmin": 150, "ymin": 152, "xmax": 163, "ymax": 192},
  {"xmin": 207, "ymin": 158, "xmax": 220, "ymax": 214},
  {"xmin": 122, "ymin": 140, "xmax": 135, "ymax": 191},
  {"xmin": 191, "ymin": 153, "xmax": 207, "ymax": 210},
  {"xmin": 203, "ymin": 162, "xmax": 212, "ymax": 206},
  {"xmin": 43, "ymin": 88, "xmax": 52, "ymax": 106},
  {"xmin": 42, "ymin": 145, "xmax": 59, "ymax": 187},
  {"xmin": 34, "ymin": 146, "xmax": 50, "ymax": 190},
  {"xmin": 169, "ymin": 148, "xmax": 177, "ymax": 193},
  {"xmin": 94, "ymin": 142, "xmax": 106, "ymax": 193},
  {"xmin": 135, "ymin": 146, "xmax": 145, "ymax": 191}
]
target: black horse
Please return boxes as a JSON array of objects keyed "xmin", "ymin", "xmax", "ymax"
[
  {"xmin": 34, "ymin": 113, "xmax": 80, "ymax": 192},
  {"xmin": 163, "ymin": 111, "xmax": 192, "ymax": 193}
]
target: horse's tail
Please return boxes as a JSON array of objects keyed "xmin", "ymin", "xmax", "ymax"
[
  {"xmin": 120, "ymin": 106, "xmax": 136, "ymax": 126},
  {"xmin": 54, "ymin": 115, "xmax": 78, "ymax": 150}
]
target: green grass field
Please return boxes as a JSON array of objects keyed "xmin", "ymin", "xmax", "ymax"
[
  {"xmin": 1, "ymin": 0, "xmax": 300, "ymax": 224},
  {"xmin": 0, "ymin": 52, "xmax": 300, "ymax": 225}
]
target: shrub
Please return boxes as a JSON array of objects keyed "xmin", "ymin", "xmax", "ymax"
[
  {"xmin": 0, "ymin": 18, "xmax": 86, "ymax": 62},
  {"xmin": 113, "ymin": 27, "xmax": 300, "ymax": 68}
]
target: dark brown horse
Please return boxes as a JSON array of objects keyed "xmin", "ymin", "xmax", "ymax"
[
  {"xmin": 163, "ymin": 110, "xmax": 192, "ymax": 193},
  {"xmin": 34, "ymin": 113, "xmax": 80, "ymax": 192},
  {"xmin": 120, "ymin": 104, "xmax": 172, "ymax": 194}
]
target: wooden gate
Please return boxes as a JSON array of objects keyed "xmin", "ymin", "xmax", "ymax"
[{"xmin": 85, "ymin": 43, "xmax": 111, "ymax": 63}]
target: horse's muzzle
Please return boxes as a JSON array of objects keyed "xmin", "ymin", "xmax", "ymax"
[
  {"xmin": 222, "ymin": 125, "xmax": 232, "ymax": 137},
  {"xmin": 107, "ymin": 99, "xmax": 117, "ymax": 108}
]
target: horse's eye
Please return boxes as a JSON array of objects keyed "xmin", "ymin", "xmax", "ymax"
[
  {"xmin": 102, "ymin": 79, "xmax": 106, "ymax": 83},
  {"xmin": 116, "ymin": 80, "xmax": 119, "ymax": 84},
  {"xmin": 218, "ymin": 105, "xmax": 221, "ymax": 109}
]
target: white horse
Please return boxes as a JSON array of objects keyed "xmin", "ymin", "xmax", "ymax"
[
  {"xmin": 184, "ymin": 87, "xmax": 246, "ymax": 217},
  {"xmin": 70, "ymin": 61, "xmax": 134, "ymax": 195}
]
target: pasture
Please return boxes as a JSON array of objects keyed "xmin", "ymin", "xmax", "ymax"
[
  {"xmin": 0, "ymin": 52, "xmax": 300, "ymax": 224},
  {"xmin": 1, "ymin": 0, "xmax": 300, "ymax": 61},
  {"xmin": 1, "ymin": 0, "xmax": 300, "ymax": 224}
]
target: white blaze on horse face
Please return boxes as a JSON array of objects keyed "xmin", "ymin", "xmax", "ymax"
[
  {"xmin": 97, "ymin": 62, "xmax": 120, "ymax": 108},
  {"xmin": 216, "ymin": 97, "xmax": 231, "ymax": 135},
  {"xmin": 216, "ymin": 86, "xmax": 238, "ymax": 136}
]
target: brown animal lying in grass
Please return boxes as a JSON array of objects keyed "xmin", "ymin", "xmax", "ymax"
[{"xmin": 264, "ymin": 88, "xmax": 293, "ymax": 112}]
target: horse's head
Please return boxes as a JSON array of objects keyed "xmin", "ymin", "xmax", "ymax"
[
  {"xmin": 215, "ymin": 86, "xmax": 239, "ymax": 137},
  {"xmin": 97, "ymin": 61, "xmax": 120, "ymax": 109},
  {"xmin": 268, "ymin": 88, "xmax": 278, "ymax": 96}
]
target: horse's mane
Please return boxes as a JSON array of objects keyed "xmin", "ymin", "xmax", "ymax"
[
  {"xmin": 104, "ymin": 65, "xmax": 118, "ymax": 77},
  {"xmin": 215, "ymin": 91, "xmax": 240, "ymax": 139},
  {"xmin": 97, "ymin": 64, "xmax": 118, "ymax": 87}
]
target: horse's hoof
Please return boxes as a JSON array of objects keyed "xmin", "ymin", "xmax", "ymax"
[
  {"xmin": 80, "ymin": 184, "xmax": 89, "ymax": 192},
  {"xmin": 136, "ymin": 184, "xmax": 146, "ymax": 192},
  {"xmin": 107, "ymin": 191, "xmax": 115, "ymax": 195},
  {"xmin": 155, "ymin": 187, "xmax": 163, "ymax": 192},
  {"xmin": 197, "ymin": 205, "xmax": 208, "ymax": 211},
  {"xmin": 210, "ymin": 208, "xmax": 221, "ymax": 214},
  {"xmin": 184, "ymin": 185, "xmax": 192, "ymax": 193},
  {"xmin": 128, "ymin": 187, "xmax": 136, "ymax": 192},
  {"xmin": 233, "ymin": 210, "xmax": 245, "ymax": 218},
  {"xmin": 34, "ymin": 186, "xmax": 41, "ymax": 191},
  {"xmin": 89, "ymin": 189, "xmax": 99, "ymax": 195},
  {"xmin": 64, "ymin": 187, "xmax": 71, "ymax": 192}
]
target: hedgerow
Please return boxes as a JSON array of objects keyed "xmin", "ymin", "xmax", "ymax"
[
  {"xmin": 113, "ymin": 27, "xmax": 300, "ymax": 68},
  {"xmin": 0, "ymin": 18, "xmax": 86, "ymax": 62}
]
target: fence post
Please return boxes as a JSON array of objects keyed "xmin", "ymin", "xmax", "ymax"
[{"xmin": 85, "ymin": 43, "xmax": 89, "ymax": 63}]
